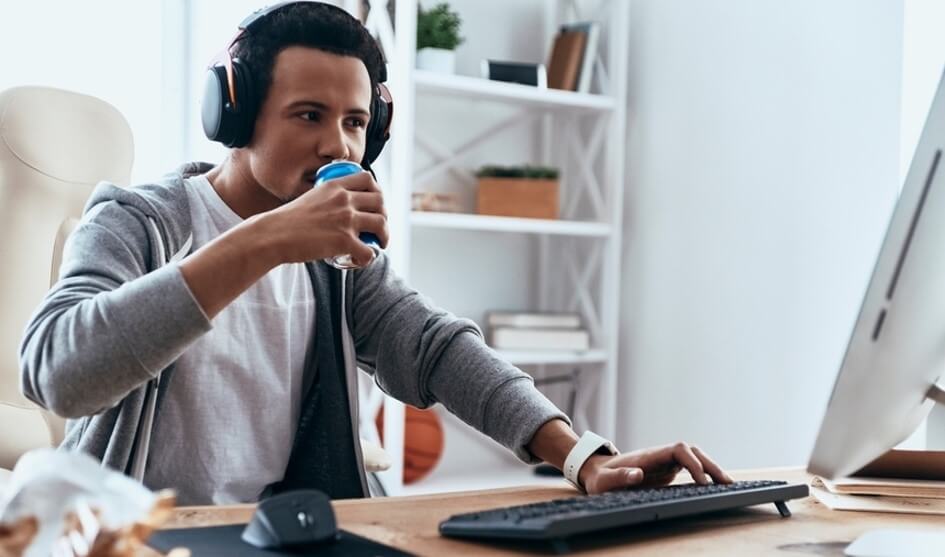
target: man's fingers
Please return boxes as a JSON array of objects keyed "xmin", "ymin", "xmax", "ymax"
[
  {"xmin": 591, "ymin": 467, "xmax": 643, "ymax": 493},
  {"xmin": 672, "ymin": 443, "xmax": 708, "ymax": 484},
  {"xmin": 336, "ymin": 170, "xmax": 379, "ymax": 192},
  {"xmin": 345, "ymin": 234, "xmax": 377, "ymax": 267},
  {"xmin": 692, "ymin": 446, "xmax": 733, "ymax": 483},
  {"xmin": 354, "ymin": 213, "xmax": 389, "ymax": 248},
  {"xmin": 349, "ymin": 191, "xmax": 386, "ymax": 218}
]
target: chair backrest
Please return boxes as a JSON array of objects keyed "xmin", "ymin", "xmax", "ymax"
[{"xmin": 0, "ymin": 86, "xmax": 133, "ymax": 469}]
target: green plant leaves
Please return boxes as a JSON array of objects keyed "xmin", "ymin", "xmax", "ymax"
[{"xmin": 417, "ymin": 3, "xmax": 464, "ymax": 50}]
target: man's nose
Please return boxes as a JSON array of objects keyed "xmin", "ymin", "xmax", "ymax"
[{"xmin": 318, "ymin": 122, "xmax": 350, "ymax": 161}]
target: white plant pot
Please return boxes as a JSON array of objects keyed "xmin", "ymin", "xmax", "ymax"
[{"xmin": 416, "ymin": 47, "xmax": 456, "ymax": 74}]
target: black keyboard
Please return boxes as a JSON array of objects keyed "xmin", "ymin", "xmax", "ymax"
[{"xmin": 439, "ymin": 480, "xmax": 809, "ymax": 544}]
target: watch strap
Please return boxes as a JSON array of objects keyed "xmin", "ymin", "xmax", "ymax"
[{"xmin": 564, "ymin": 431, "xmax": 618, "ymax": 491}]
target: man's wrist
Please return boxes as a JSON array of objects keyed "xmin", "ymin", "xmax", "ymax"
[
  {"xmin": 526, "ymin": 418, "xmax": 580, "ymax": 470},
  {"xmin": 243, "ymin": 212, "xmax": 285, "ymax": 268}
]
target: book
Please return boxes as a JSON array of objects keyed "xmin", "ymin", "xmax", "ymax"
[
  {"xmin": 546, "ymin": 28, "xmax": 586, "ymax": 91},
  {"xmin": 481, "ymin": 60, "xmax": 547, "ymax": 88},
  {"xmin": 813, "ymin": 476, "xmax": 945, "ymax": 499},
  {"xmin": 809, "ymin": 481, "xmax": 945, "ymax": 515},
  {"xmin": 559, "ymin": 21, "xmax": 600, "ymax": 93},
  {"xmin": 490, "ymin": 327, "xmax": 590, "ymax": 351},
  {"xmin": 809, "ymin": 450, "xmax": 945, "ymax": 500},
  {"xmin": 486, "ymin": 311, "xmax": 581, "ymax": 329}
]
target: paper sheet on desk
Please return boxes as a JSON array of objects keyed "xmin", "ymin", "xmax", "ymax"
[{"xmin": 811, "ymin": 478, "xmax": 945, "ymax": 515}]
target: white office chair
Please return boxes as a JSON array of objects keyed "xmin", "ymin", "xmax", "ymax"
[{"xmin": 0, "ymin": 85, "xmax": 135, "ymax": 472}]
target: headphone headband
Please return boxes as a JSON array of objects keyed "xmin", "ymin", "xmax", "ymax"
[{"xmin": 239, "ymin": 1, "xmax": 301, "ymax": 31}]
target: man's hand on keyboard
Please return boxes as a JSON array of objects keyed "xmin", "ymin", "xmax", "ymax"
[{"xmin": 580, "ymin": 443, "xmax": 735, "ymax": 495}]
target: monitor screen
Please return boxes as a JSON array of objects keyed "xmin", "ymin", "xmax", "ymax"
[{"xmin": 808, "ymin": 69, "xmax": 945, "ymax": 479}]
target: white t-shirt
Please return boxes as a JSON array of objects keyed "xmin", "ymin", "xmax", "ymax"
[{"xmin": 144, "ymin": 174, "xmax": 316, "ymax": 505}]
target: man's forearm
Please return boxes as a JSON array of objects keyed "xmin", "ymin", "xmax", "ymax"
[
  {"xmin": 179, "ymin": 215, "xmax": 281, "ymax": 319},
  {"xmin": 527, "ymin": 419, "xmax": 612, "ymax": 487}
]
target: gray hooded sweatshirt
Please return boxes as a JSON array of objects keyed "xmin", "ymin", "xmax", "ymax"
[{"xmin": 18, "ymin": 162, "xmax": 567, "ymax": 500}]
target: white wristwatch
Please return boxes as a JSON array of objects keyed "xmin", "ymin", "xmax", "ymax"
[{"xmin": 564, "ymin": 431, "xmax": 619, "ymax": 492}]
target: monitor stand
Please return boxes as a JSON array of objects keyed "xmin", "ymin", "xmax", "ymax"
[
  {"xmin": 926, "ymin": 383, "xmax": 945, "ymax": 406},
  {"xmin": 851, "ymin": 383, "xmax": 945, "ymax": 481}
]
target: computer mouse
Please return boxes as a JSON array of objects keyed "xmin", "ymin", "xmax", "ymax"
[{"xmin": 241, "ymin": 489, "xmax": 339, "ymax": 549}]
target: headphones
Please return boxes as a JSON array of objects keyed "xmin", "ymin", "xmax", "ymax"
[{"xmin": 201, "ymin": 1, "xmax": 393, "ymax": 167}]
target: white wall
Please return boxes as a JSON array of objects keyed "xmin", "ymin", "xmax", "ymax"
[
  {"xmin": 618, "ymin": 0, "xmax": 903, "ymax": 468},
  {"xmin": 900, "ymin": 0, "xmax": 945, "ymax": 184},
  {"xmin": 0, "ymin": 1, "xmax": 169, "ymax": 185}
]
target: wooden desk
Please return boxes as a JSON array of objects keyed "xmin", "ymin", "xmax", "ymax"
[{"xmin": 152, "ymin": 468, "xmax": 945, "ymax": 556}]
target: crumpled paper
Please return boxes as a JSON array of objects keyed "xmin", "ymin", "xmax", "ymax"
[{"xmin": 0, "ymin": 449, "xmax": 177, "ymax": 557}]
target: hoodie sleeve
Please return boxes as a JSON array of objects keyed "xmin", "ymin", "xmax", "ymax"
[
  {"xmin": 18, "ymin": 200, "xmax": 211, "ymax": 419},
  {"xmin": 350, "ymin": 253, "xmax": 569, "ymax": 463}
]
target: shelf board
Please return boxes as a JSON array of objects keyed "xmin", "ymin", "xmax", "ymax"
[
  {"xmin": 410, "ymin": 212, "xmax": 611, "ymax": 237},
  {"xmin": 495, "ymin": 349, "xmax": 608, "ymax": 365},
  {"xmin": 414, "ymin": 70, "xmax": 616, "ymax": 112}
]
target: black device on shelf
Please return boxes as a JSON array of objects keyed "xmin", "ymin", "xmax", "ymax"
[
  {"xmin": 439, "ymin": 480, "xmax": 808, "ymax": 549},
  {"xmin": 481, "ymin": 59, "xmax": 548, "ymax": 88}
]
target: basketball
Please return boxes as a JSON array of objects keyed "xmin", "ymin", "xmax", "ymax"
[{"xmin": 376, "ymin": 405, "xmax": 445, "ymax": 484}]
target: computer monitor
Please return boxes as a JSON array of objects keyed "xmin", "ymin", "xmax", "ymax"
[{"xmin": 808, "ymin": 69, "xmax": 945, "ymax": 479}]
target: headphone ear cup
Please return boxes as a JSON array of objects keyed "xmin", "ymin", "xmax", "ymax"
[
  {"xmin": 228, "ymin": 59, "xmax": 257, "ymax": 148},
  {"xmin": 201, "ymin": 65, "xmax": 231, "ymax": 144},
  {"xmin": 363, "ymin": 89, "xmax": 391, "ymax": 166},
  {"xmin": 201, "ymin": 61, "xmax": 256, "ymax": 148}
]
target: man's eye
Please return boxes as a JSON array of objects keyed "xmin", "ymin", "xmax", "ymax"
[
  {"xmin": 347, "ymin": 118, "xmax": 367, "ymax": 128},
  {"xmin": 302, "ymin": 111, "xmax": 319, "ymax": 121}
]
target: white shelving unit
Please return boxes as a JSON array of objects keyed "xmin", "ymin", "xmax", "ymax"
[{"xmin": 354, "ymin": 0, "xmax": 630, "ymax": 496}]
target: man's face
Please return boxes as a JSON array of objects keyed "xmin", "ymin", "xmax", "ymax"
[{"xmin": 244, "ymin": 46, "xmax": 372, "ymax": 202}]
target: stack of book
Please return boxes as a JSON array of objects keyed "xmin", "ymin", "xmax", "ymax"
[
  {"xmin": 810, "ymin": 449, "xmax": 945, "ymax": 515},
  {"xmin": 486, "ymin": 311, "xmax": 589, "ymax": 351},
  {"xmin": 547, "ymin": 21, "xmax": 600, "ymax": 92}
]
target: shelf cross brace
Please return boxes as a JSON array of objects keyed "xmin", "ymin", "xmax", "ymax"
[
  {"xmin": 414, "ymin": 110, "xmax": 541, "ymax": 185},
  {"xmin": 565, "ymin": 115, "xmax": 608, "ymax": 221},
  {"xmin": 362, "ymin": 0, "xmax": 396, "ymax": 61},
  {"xmin": 565, "ymin": 241, "xmax": 604, "ymax": 343}
]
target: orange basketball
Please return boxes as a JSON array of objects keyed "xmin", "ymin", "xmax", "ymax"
[{"xmin": 376, "ymin": 405, "xmax": 445, "ymax": 484}]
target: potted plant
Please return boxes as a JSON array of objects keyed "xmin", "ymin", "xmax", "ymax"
[
  {"xmin": 476, "ymin": 164, "xmax": 560, "ymax": 220},
  {"xmin": 416, "ymin": 3, "xmax": 464, "ymax": 74}
]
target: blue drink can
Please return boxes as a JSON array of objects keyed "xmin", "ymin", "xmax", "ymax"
[{"xmin": 313, "ymin": 160, "xmax": 381, "ymax": 269}]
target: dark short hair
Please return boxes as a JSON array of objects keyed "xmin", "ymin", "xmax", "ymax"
[{"xmin": 231, "ymin": 2, "xmax": 385, "ymax": 112}]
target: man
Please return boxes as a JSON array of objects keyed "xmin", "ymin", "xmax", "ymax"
[{"xmin": 19, "ymin": 2, "xmax": 730, "ymax": 505}]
